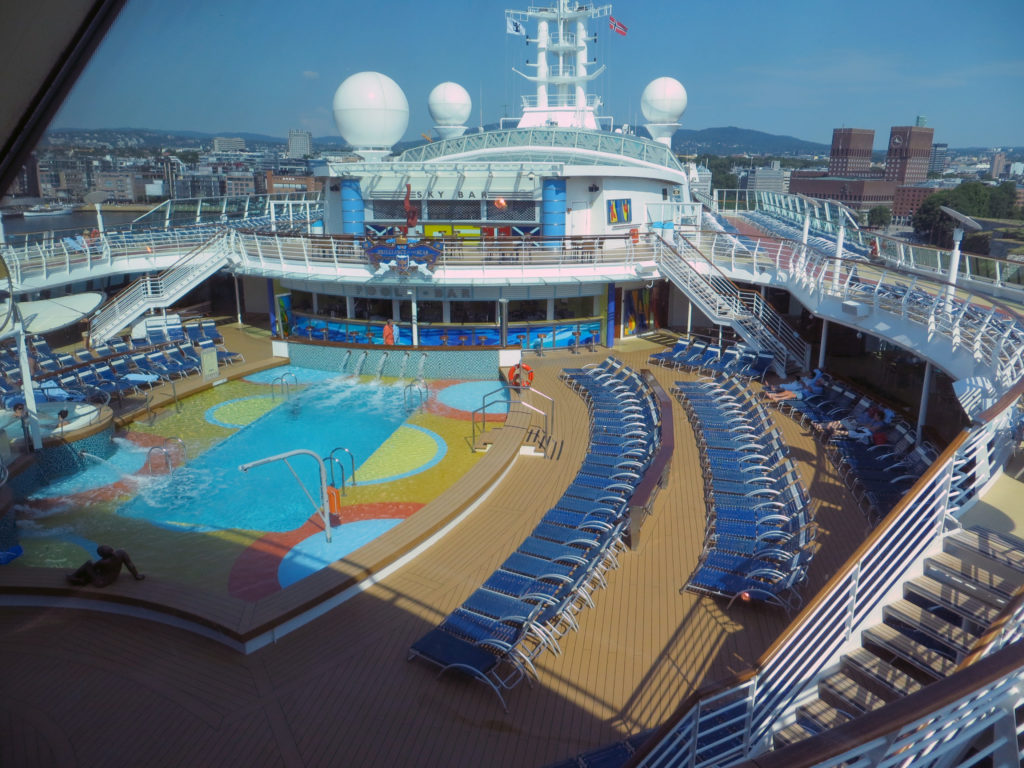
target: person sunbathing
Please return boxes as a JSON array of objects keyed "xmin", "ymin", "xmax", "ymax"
[{"xmin": 66, "ymin": 545, "xmax": 145, "ymax": 587}]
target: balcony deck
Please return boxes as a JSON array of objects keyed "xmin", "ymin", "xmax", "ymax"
[{"xmin": 0, "ymin": 334, "xmax": 893, "ymax": 767}]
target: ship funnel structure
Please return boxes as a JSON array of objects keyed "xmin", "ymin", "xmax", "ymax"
[
  {"xmin": 642, "ymin": 76, "xmax": 687, "ymax": 147},
  {"xmin": 428, "ymin": 82, "xmax": 472, "ymax": 139}
]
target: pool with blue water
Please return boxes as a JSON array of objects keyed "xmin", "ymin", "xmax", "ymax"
[{"xmin": 118, "ymin": 376, "xmax": 408, "ymax": 532}]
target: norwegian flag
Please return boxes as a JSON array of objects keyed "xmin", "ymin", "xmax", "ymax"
[{"xmin": 609, "ymin": 16, "xmax": 627, "ymax": 36}]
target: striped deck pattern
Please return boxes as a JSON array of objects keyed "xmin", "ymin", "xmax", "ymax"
[{"xmin": 0, "ymin": 336, "xmax": 868, "ymax": 768}]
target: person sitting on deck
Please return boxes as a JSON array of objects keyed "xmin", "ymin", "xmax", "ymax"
[
  {"xmin": 66, "ymin": 545, "xmax": 145, "ymax": 587},
  {"xmin": 763, "ymin": 372, "xmax": 828, "ymax": 403}
]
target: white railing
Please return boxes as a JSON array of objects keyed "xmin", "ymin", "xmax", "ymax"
[
  {"xmin": 88, "ymin": 230, "xmax": 234, "ymax": 343},
  {"xmin": 654, "ymin": 235, "xmax": 808, "ymax": 372},
  {"xmin": 232, "ymin": 231, "xmax": 650, "ymax": 278},
  {"xmin": 683, "ymin": 230, "xmax": 1024, "ymax": 389},
  {"xmin": 635, "ymin": 385, "xmax": 1024, "ymax": 768}
]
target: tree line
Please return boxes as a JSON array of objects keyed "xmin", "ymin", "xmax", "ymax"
[{"xmin": 913, "ymin": 181, "xmax": 1021, "ymax": 250}]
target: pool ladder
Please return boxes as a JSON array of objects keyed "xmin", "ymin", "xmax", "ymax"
[
  {"xmin": 404, "ymin": 379, "xmax": 428, "ymax": 412},
  {"xmin": 271, "ymin": 372, "xmax": 299, "ymax": 400},
  {"xmin": 146, "ymin": 437, "xmax": 187, "ymax": 474},
  {"xmin": 328, "ymin": 447, "xmax": 357, "ymax": 488}
]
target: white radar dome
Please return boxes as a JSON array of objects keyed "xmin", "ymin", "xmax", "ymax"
[
  {"xmin": 641, "ymin": 77, "xmax": 688, "ymax": 123},
  {"xmin": 428, "ymin": 82, "xmax": 472, "ymax": 126},
  {"xmin": 332, "ymin": 71, "xmax": 409, "ymax": 148}
]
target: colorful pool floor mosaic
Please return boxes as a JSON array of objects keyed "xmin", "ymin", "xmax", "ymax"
[{"xmin": 9, "ymin": 373, "xmax": 501, "ymax": 601}]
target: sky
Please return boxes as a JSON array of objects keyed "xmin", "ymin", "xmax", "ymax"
[{"xmin": 52, "ymin": 0, "xmax": 1024, "ymax": 149}]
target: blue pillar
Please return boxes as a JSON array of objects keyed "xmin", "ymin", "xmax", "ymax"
[
  {"xmin": 605, "ymin": 283, "xmax": 616, "ymax": 348},
  {"xmin": 541, "ymin": 178, "xmax": 566, "ymax": 239},
  {"xmin": 341, "ymin": 179, "xmax": 364, "ymax": 236}
]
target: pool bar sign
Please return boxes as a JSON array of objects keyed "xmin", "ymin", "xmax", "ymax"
[
  {"xmin": 365, "ymin": 240, "xmax": 442, "ymax": 278},
  {"xmin": 607, "ymin": 198, "xmax": 631, "ymax": 225}
]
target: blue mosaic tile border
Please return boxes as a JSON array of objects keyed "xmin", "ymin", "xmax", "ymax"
[
  {"xmin": 7, "ymin": 425, "xmax": 115, "ymax": 500},
  {"xmin": 286, "ymin": 342, "xmax": 499, "ymax": 380}
]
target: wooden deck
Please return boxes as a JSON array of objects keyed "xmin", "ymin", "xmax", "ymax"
[{"xmin": 0, "ymin": 336, "xmax": 869, "ymax": 768}]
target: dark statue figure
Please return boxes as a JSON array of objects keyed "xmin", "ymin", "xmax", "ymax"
[{"xmin": 66, "ymin": 545, "xmax": 145, "ymax": 587}]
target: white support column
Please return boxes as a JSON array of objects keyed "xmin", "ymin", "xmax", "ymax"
[
  {"xmin": 94, "ymin": 202, "xmax": 105, "ymax": 235},
  {"xmin": 345, "ymin": 295, "xmax": 354, "ymax": 319},
  {"xmin": 917, "ymin": 361, "xmax": 933, "ymax": 443},
  {"xmin": 391, "ymin": 298, "xmax": 400, "ymax": 321},
  {"xmin": 832, "ymin": 223, "xmax": 845, "ymax": 293},
  {"xmin": 945, "ymin": 226, "xmax": 964, "ymax": 311},
  {"xmin": 411, "ymin": 292, "xmax": 419, "ymax": 347},
  {"xmin": 15, "ymin": 313, "xmax": 42, "ymax": 451},
  {"xmin": 233, "ymin": 274, "xmax": 242, "ymax": 325},
  {"xmin": 686, "ymin": 300, "xmax": 693, "ymax": 336},
  {"xmin": 442, "ymin": 301, "xmax": 451, "ymax": 324},
  {"xmin": 546, "ymin": 297, "xmax": 555, "ymax": 321},
  {"xmin": 818, "ymin": 318, "xmax": 829, "ymax": 370}
]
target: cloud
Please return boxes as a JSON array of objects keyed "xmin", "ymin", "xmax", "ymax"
[{"xmin": 302, "ymin": 70, "xmax": 319, "ymax": 80}]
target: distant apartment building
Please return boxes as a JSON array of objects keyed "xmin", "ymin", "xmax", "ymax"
[
  {"xmin": 287, "ymin": 129, "xmax": 313, "ymax": 159},
  {"xmin": 37, "ymin": 153, "xmax": 92, "ymax": 200},
  {"xmin": 884, "ymin": 126, "xmax": 933, "ymax": 185},
  {"xmin": 828, "ymin": 128, "xmax": 874, "ymax": 177},
  {"xmin": 212, "ymin": 136, "xmax": 246, "ymax": 152},
  {"xmin": 4, "ymin": 154, "xmax": 40, "ymax": 197},
  {"xmin": 93, "ymin": 170, "xmax": 144, "ymax": 203},
  {"xmin": 928, "ymin": 143, "xmax": 948, "ymax": 174},
  {"xmin": 173, "ymin": 171, "xmax": 225, "ymax": 198},
  {"xmin": 990, "ymin": 152, "xmax": 1007, "ymax": 179},
  {"xmin": 744, "ymin": 161, "xmax": 790, "ymax": 194},
  {"xmin": 265, "ymin": 171, "xmax": 322, "ymax": 195},
  {"xmin": 224, "ymin": 172, "xmax": 256, "ymax": 196}
]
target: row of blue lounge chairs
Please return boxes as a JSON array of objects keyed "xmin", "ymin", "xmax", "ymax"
[
  {"xmin": 1, "ymin": 321, "xmax": 231, "ymax": 383},
  {"xmin": 407, "ymin": 357, "xmax": 662, "ymax": 712},
  {"xmin": 674, "ymin": 376, "xmax": 816, "ymax": 615},
  {"xmin": 1, "ymin": 339, "xmax": 244, "ymax": 408},
  {"xmin": 649, "ymin": 337, "xmax": 774, "ymax": 382},
  {"xmin": 763, "ymin": 378, "xmax": 937, "ymax": 524}
]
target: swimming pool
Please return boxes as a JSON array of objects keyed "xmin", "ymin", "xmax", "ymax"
[{"xmin": 119, "ymin": 375, "xmax": 409, "ymax": 532}]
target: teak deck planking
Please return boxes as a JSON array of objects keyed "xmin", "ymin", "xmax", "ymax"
[{"xmin": 0, "ymin": 337, "xmax": 870, "ymax": 768}]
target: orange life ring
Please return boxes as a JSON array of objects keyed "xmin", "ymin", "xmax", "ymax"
[{"xmin": 508, "ymin": 364, "xmax": 534, "ymax": 387}]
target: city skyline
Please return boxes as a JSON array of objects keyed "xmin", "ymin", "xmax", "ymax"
[{"xmin": 51, "ymin": 0, "xmax": 1024, "ymax": 149}]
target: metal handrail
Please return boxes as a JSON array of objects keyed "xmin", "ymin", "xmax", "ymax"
[
  {"xmin": 271, "ymin": 372, "xmax": 298, "ymax": 400},
  {"xmin": 329, "ymin": 447, "xmax": 357, "ymax": 487},
  {"xmin": 403, "ymin": 379, "xmax": 428, "ymax": 411},
  {"xmin": 239, "ymin": 449, "xmax": 332, "ymax": 543},
  {"xmin": 324, "ymin": 455, "xmax": 347, "ymax": 495},
  {"xmin": 146, "ymin": 446, "xmax": 172, "ymax": 474}
]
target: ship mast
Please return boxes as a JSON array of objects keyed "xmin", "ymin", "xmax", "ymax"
[{"xmin": 506, "ymin": 1, "xmax": 611, "ymax": 130}]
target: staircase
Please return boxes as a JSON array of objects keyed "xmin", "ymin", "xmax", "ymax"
[
  {"xmin": 88, "ymin": 229, "xmax": 234, "ymax": 344},
  {"xmin": 654, "ymin": 235, "xmax": 807, "ymax": 374},
  {"xmin": 772, "ymin": 526, "xmax": 1024, "ymax": 749}
]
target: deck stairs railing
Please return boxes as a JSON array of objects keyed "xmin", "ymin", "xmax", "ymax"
[
  {"xmin": 652, "ymin": 234, "xmax": 808, "ymax": 374},
  {"xmin": 768, "ymin": 528, "xmax": 1024, "ymax": 752},
  {"xmin": 683, "ymin": 229, "xmax": 1024, "ymax": 390},
  {"xmin": 629, "ymin": 382, "xmax": 1024, "ymax": 768},
  {"xmin": 88, "ymin": 229, "xmax": 235, "ymax": 344}
]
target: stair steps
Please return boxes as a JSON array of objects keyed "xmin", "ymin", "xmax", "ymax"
[
  {"xmin": 903, "ymin": 575, "xmax": 1001, "ymax": 628},
  {"xmin": 770, "ymin": 526, "xmax": 1024, "ymax": 752}
]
